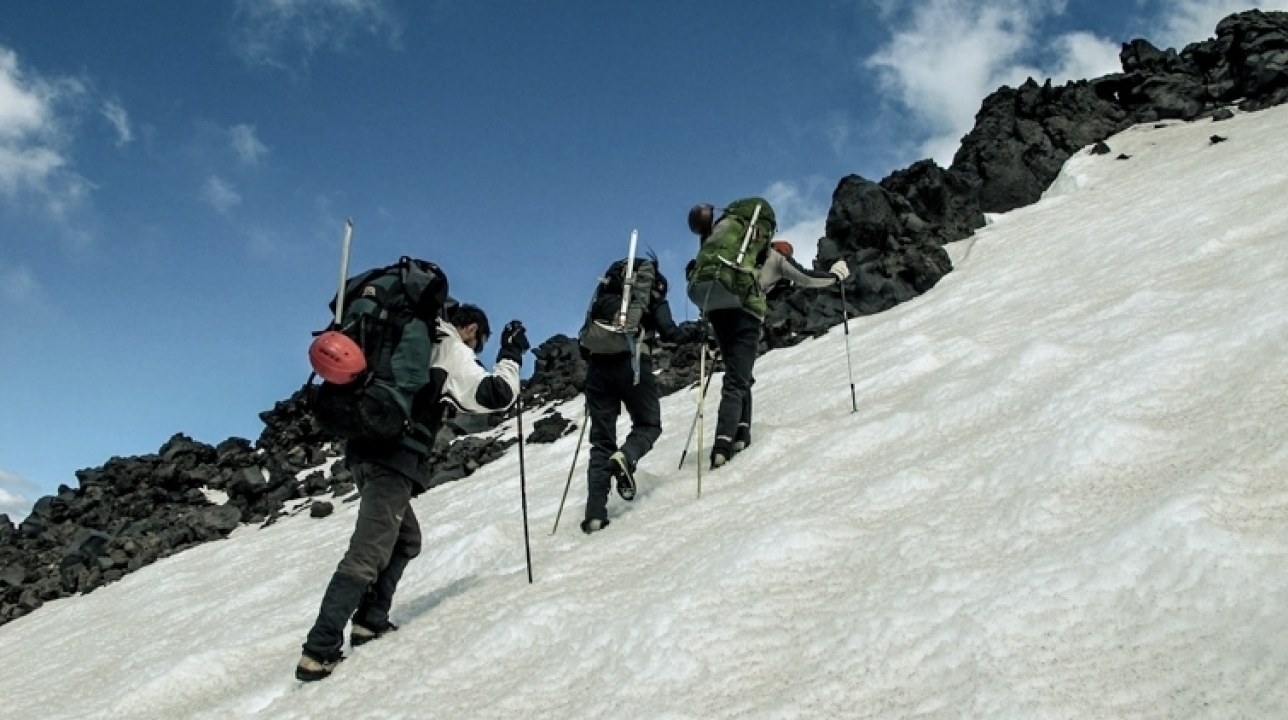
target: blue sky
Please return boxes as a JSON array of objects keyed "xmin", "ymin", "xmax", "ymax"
[{"xmin": 0, "ymin": 0, "xmax": 1279, "ymax": 515}]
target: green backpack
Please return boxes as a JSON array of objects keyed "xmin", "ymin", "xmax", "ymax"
[
  {"xmin": 685, "ymin": 197, "xmax": 777, "ymax": 318},
  {"xmin": 309, "ymin": 257, "xmax": 448, "ymax": 450}
]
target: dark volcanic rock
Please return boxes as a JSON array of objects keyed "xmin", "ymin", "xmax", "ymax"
[
  {"xmin": 761, "ymin": 173, "xmax": 957, "ymax": 349},
  {"xmin": 951, "ymin": 77, "xmax": 1129, "ymax": 213},
  {"xmin": 880, "ymin": 160, "xmax": 986, "ymax": 246},
  {"xmin": 523, "ymin": 335, "xmax": 587, "ymax": 407},
  {"xmin": 952, "ymin": 10, "xmax": 1288, "ymax": 213},
  {"xmin": 0, "ymin": 433, "xmax": 263, "ymax": 624},
  {"xmin": 527, "ymin": 411, "xmax": 574, "ymax": 444}
]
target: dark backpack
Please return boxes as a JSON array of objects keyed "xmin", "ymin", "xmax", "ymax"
[
  {"xmin": 685, "ymin": 197, "xmax": 777, "ymax": 317},
  {"xmin": 308, "ymin": 257, "xmax": 448, "ymax": 446},
  {"xmin": 578, "ymin": 257, "xmax": 657, "ymax": 356}
]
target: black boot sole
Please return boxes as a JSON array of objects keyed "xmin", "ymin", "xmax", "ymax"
[
  {"xmin": 610, "ymin": 457, "xmax": 636, "ymax": 501},
  {"xmin": 296, "ymin": 667, "xmax": 333, "ymax": 682}
]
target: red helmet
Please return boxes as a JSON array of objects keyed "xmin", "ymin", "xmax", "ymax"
[
  {"xmin": 771, "ymin": 240, "xmax": 794, "ymax": 258},
  {"xmin": 309, "ymin": 331, "xmax": 367, "ymax": 384}
]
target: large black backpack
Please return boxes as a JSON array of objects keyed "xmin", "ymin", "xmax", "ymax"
[
  {"xmin": 578, "ymin": 257, "xmax": 657, "ymax": 356},
  {"xmin": 308, "ymin": 257, "xmax": 448, "ymax": 445}
]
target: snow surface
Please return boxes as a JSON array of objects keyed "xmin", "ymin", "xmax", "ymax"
[{"xmin": 2, "ymin": 106, "xmax": 1287, "ymax": 719}]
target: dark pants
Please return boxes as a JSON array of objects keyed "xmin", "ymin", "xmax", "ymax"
[
  {"xmin": 707, "ymin": 309, "xmax": 761, "ymax": 455},
  {"xmin": 303, "ymin": 461, "xmax": 422, "ymax": 660},
  {"xmin": 584, "ymin": 354, "xmax": 662, "ymax": 522}
]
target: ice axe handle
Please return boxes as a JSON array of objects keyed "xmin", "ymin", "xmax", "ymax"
[{"xmin": 333, "ymin": 219, "xmax": 354, "ymax": 326}]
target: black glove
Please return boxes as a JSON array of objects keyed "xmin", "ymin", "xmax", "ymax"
[{"xmin": 497, "ymin": 320, "xmax": 530, "ymax": 365}]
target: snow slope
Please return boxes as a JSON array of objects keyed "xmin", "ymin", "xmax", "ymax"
[{"xmin": 1, "ymin": 105, "xmax": 1287, "ymax": 719}]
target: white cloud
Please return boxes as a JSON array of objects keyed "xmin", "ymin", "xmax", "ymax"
[
  {"xmin": 0, "ymin": 46, "xmax": 93, "ymax": 231},
  {"xmin": 0, "ymin": 467, "xmax": 35, "ymax": 520},
  {"xmin": 762, "ymin": 180, "xmax": 829, "ymax": 256},
  {"xmin": 230, "ymin": 123, "xmax": 268, "ymax": 165},
  {"xmin": 0, "ymin": 52, "xmax": 51, "ymax": 139},
  {"xmin": 1152, "ymin": 0, "xmax": 1288, "ymax": 51},
  {"xmin": 0, "ymin": 144, "xmax": 66, "ymax": 195},
  {"xmin": 231, "ymin": 0, "xmax": 401, "ymax": 68},
  {"xmin": 1047, "ymin": 31, "xmax": 1124, "ymax": 84},
  {"xmin": 202, "ymin": 176, "xmax": 242, "ymax": 214},
  {"xmin": 0, "ymin": 48, "xmax": 66, "ymax": 194},
  {"xmin": 865, "ymin": 0, "xmax": 1120, "ymax": 165},
  {"xmin": 101, "ymin": 100, "xmax": 133, "ymax": 146}
]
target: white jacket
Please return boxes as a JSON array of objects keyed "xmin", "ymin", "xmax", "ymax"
[
  {"xmin": 432, "ymin": 319, "xmax": 521, "ymax": 414},
  {"xmin": 758, "ymin": 247, "xmax": 838, "ymax": 291}
]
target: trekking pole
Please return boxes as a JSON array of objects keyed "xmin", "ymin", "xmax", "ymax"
[
  {"xmin": 551, "ymin": 407, "xmax": 588, "ymax": 535},
  {"xmin": 516, "ymin": 396, "xmax": 534, "ymax": 583},
  {"xmin": 677, "ymin": 346, "xmax": 716, "ymax": 470},
  {"xmin": 333, "ymin": 219, "xmax": 354, "ymax": 325},
  {"xmin": 696, "ymin": 341, "xmax": 708, "ymax": 498},
  {"xmin": 840, "ymin": 282, "xmax": 858, "ymax": 413}
]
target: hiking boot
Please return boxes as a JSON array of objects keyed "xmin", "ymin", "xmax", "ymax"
[
  {"xmin": 581, "ymin": 518, "xmax": 610, "ymax": 534},
  {"xmin": 350, "ymin": 619, "xmax": 398, "ymax": 647},
  {"xmin": 711, "ymin": 439, "xmax": 733, "ymax": 470},
  {"xmin": 733, "ymin": 425, "xmax": 751, "ymax": 454},
  {"xmin": 296, "ymin": 650, "xmax": 344, "ymax": 682},
  {"xmin": 609, "ymin": 451, "xmax": 636, "ymax": 501}
]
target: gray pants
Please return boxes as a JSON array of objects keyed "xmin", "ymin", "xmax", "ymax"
[
  {"xmin": 338, "ymin": 462, "xmax": 422, "ymax": 582},
  {"xmin": 303, "ymin": 462, "xmax": 422, "ymax": 660}
]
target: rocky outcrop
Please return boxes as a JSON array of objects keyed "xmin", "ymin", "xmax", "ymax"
[
  {"xmin": 953, "ymin": 10, "xmax": 1288, "ymax": 212},
  {"xmin": 0, "ymin": 434, "xmax": 260, "ymax": 624},
  {"xmin": 764, "ymin": 10, "xmax": 1288, "ymax": 346},
  {"xmin": 526, "ymin": 410, "xmax": 575, "ymax": 445},
  {"xmin": 763, "ymin": 165, "xmax": 967, "ymax": 349}
]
